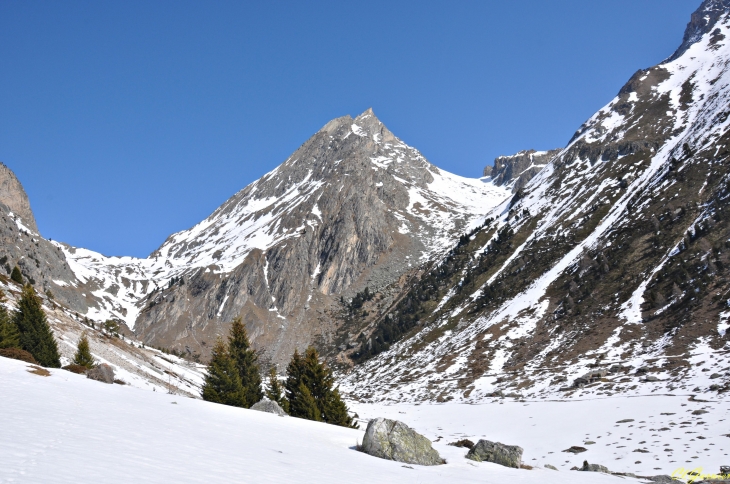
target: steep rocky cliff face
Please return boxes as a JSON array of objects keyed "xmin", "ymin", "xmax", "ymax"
[
  {"xmin": 0, "ymin": 163, "xmax": 92, "ymax": 313},
  {"xmin": 0, "ymin": 162, "xmax": 38, "ymax": 233},
  {"xmin": 341, "ymin": 0, "xmax": 730, "ymax": 403},
  {"xmin": 58, "ymin": 109, "xmax": 510, "ymax": 366},
  {"xmin": 483, "ymin": 149, "xmax": 561, "ymax": 192}
]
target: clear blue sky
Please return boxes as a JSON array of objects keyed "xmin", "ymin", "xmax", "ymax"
[{"xmin": 0, "ymin": 1, "xmax": 698, "ymax": 258}]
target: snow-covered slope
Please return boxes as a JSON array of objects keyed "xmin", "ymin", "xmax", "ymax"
[
  {"xmin": 339, "ymin": 0, "xmax": 730, "ymax": 404},
  {"xmin": 57, "ymin": 109, "xmax": 509, "ymax": 364},
  {"xmin": 0, "ymin": 277, "xmax": 206, "ymax": 397},
  {"xmin": 2, "ymin": 354, "xmax": 705, "ymax": 483}
]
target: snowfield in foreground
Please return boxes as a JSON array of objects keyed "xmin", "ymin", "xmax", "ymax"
[{"xmin": 0, "ymin": 358, "xmax": 678, "ymax": 484}]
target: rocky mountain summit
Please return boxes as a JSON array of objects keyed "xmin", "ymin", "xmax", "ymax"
[{"xmin": 340, "ymin": 0, "xmax": 730, "ymax": 403}]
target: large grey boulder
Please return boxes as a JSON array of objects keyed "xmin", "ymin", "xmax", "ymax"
[
  {"xmin": 466, "ymin": 439, "xmax": 523, "ymax": 468},
  {"xmin": 251, "ymin": 397, "xmax": 287, "ymax": 416},
  {"xmin": 86, "ymin": 364, "xmax": 115, "ymax": 384},
  {"xmin": 361, "ymin": 418, "xmax": 443, "ymax": 466}
]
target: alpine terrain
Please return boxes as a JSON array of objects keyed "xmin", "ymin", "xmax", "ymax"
[
  {"xmin": 339, "ymin": 0, "xmax": 730, "ymax": 404},
  {"xmin": 2, "ymin": 1, "xmax": 730, "ymax": 481},
  {"xmin": 2, "ymin": 110, "xmax": 513, "ymax": 366}
]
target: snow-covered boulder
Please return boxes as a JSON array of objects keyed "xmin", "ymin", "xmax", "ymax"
[
  {"xmin": 361, "ymin": 418, "xmax": 443, "ymax": 466},
  {"xmin": 466, "ymin": 439, "xmax": 522, "ymax": 468},
  {"xmin": 251, "ymin": 398, "xmax": 286, "ymax": 416}
]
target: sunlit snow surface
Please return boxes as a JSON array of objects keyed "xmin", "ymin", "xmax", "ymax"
[{"xmin": 0, "ymin": 356, "xmax": 698, "ymax": 483}]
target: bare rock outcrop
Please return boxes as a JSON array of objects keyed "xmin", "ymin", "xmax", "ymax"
[{"xmin": 483, "ymin": 149, "xmax": 560, "ymax": 192}]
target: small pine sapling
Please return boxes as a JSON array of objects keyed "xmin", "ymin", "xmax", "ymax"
[{"xmin": 73, "ymin": 333, "xmax": 96, "ymax": 369}]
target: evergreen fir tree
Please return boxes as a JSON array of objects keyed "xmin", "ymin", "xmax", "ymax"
[
  {"xmin": 10, "ymin": 266, "xmax": 22, "ymax": 284},
  {"xmin": 201, "ymin": 338, "xmax": 245, "ymax": 407},
  {"xmin": 288, "ymin": 382, "xmax": 320, "ymax": 421},
  {"xmin": 284, "ymin": 349, "xmax": 306, "ymax": 415},
  {"xmin": 13, "ymin": 285, "xmax": 60, "ymax": 367},
  {"xmin": 283, "ymin": 347, "xmax": 357, "ymax": 428},
  {"xmin": 321, "ymin": 386, "xmax": 356, "ymax": 428},
  {"xmin": 0, "ymin": 290, "xmax": 20, "ymax": 349},
  {"xmin": 227, "ymin": 317, "xmax": 263, "ymax": 407},
  {"xmin": 73, "ymin": 333, "xmax": 95, "ymax": 369},
  {"xmin": 265, "ymin": 366, "xmax": 288, "ymax": 413}
]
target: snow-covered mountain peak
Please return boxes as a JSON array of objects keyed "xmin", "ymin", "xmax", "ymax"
[{"xmin": 54, "ymin": 110, "xmax": 511, "ymax": 364}]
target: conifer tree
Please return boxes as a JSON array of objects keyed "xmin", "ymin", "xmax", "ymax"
[
  {"xmin": 201, "ymin": 338, "xmax": 245, "ymax": 407},
  {"xmin": 10, "ymin": 266, "xmax": 22, "ymax": 284},
  {"xmin": 227, "ymin": 317, "xmax": 263, "ymax": 407},
  {"xmin": 265, "ymin": 366, "xmax": 289, "ymax": 413},
  {"xmin": 13, "ymin": 285, "xmax": 60, "ymax": 367},
  {"xmin": 0, "ymin": 290, "xmax": 20, "ymax": 349},
  {"xmin": 283, "ymin": 347, "xmax": 357, "ymax": 428},
  {"xmin": 288, "ymin": 382, "xmax": 320, "ymax": 421},
  {"xmin": 73, "ymin": 333, "xmax": 96, "ymax": 369},
  {"xmin": 284, "ymin": 349, "xmax": 308, "ymax": 416}
]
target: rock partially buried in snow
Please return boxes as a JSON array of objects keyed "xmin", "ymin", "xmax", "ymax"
[
  {"xmin": 86, "ymin": 364, "xmax": 115, "ymax": 384},
  {"xmin": 580, "ymin": 460, "xmax": 609, "ymax": 473},
  {"xmin": 361, "ymin": 418, "xmax": 443, "ymax": 466},
  {"xmin": 251, "ymin": 397, "xmax": 287, "ymax": 416},
  {"xmin": 562, "ymin": 445, "xmax": 587, "ymax": 454},
  {"xmin": 466, "ymin": 439, "xmax": 523, "ymax": 468}
]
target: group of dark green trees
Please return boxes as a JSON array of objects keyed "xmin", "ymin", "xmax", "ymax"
[
  {"xmin": 201, "ymin": 317, "xmax": 356, "ymax": 428},
  {"xmin": 0, "ymin": 285, "xmax": 61, "ymax": 367}
]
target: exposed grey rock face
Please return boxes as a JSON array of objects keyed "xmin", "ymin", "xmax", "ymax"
[
  {"xmin": 87, "ymin": 363, "xmax": 115, "ymax": 384},
  {"xmin": 466, "ymin": 439, "xmax": 523, "ymax": 468},
  {"xmin": 361, "ymin": 418, "xmax": 443, "ymax": 466},
  {"xmin": 251, "ymin": 397, "xmax": 287, "ymax": 416},
  {"xmin": 484, "ymin": 149, "xmax": 560, "ymax": 192},
  {"xmin": 0, "ymin": 162, "xmax": 38, "ymax": 233},
  {"xmin": 0, "ymin": 164, "xmax": 90, "ymax": 314}
]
